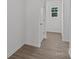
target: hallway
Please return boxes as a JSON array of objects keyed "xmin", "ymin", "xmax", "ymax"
[{"xmin": 9, "ymin": 32, "xmax": 70, "ymax": 59}]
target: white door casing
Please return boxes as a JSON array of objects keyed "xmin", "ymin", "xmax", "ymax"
[
  {"xmin": 39, "ymin": 1, "xmax": 63, "ymax": 46},
  {"xmin": 38, "ymin": 0, "xmax": 46, "ymax": 47}
]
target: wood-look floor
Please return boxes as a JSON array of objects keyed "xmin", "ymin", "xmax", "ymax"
[{"xmin": 8, "ymin": 32, "xmax": 70, "ymax": 59}]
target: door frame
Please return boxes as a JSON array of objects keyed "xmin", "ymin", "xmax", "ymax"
[{"xmin": 43, "ymin": 0, "xmax": 64, "ymax": 40}]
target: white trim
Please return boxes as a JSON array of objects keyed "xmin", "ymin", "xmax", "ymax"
[
  {"xmin": 62, "ymin": 0, "xmax": 64, "ymax": 41},
  {"xmin": 25, "ymin": 43, "xmax": 41, "ymax": 48},
  {"xmin": 62, "ymin": 34, "xmax": 70, "ymax": 42},
  {"xmin": 62, "ymin": 39, "xmax": 70, "ymax": 42},
  {"xmin": 43, "ymin": 0, "xmax": 47, "ymax": 40},
  {"xmin": 7, "ymin": 43, "xmax": 24, "ymax": 58}
]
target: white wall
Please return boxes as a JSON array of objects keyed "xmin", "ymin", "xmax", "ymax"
[
  {"xmin": 7, "ymin": 0, "xmax": 71, "ymax": 57},
  {"xmin": 7, "ymin": 0, "xmax": 25, "ymax": 57},
  {"xmin": 63, "ymin": 0, "xmax": 71, "ymax": 41},
  {"xmin": 25, "ymin": 0, "xmax": 42, "ymax": 47}
]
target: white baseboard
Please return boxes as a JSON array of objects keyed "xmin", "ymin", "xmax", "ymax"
[
  {"xmin": 62, "ymin": 34, "xmax": 70, "ymax": 42},
  {"xmin": 62, "ymin": 39, "xmax": 70, "ymax": 42},
  {"xmin": 25, "ymin": 41, "xmax": 41, "ymax": 48},
  {"xmin": 69, "ymin": 48, "xmax": 71, "ymax": 57},
  {"xmin": 7, "ymin": 43, "xmax": 24, "ymax": 58},
  {"xmin": 62, "ymin": 36, "xmax": 70, "ymax": 42}
]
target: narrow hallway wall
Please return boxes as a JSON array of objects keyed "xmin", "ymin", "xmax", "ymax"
[
  {"xmin": 63, "ymin": 0, "xmax": 71, "ymax": 41},
  {"xmin": 7, "ymin": 0, "xmax": 26, "ymax": 57},
  {"xmin": 25, "ymin": 0, "xmax": 42, "ymax": 47}
]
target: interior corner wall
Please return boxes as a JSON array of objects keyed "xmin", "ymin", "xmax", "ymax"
[
  {"xmin": 7, "ymin": 0, "xmax": 71, "ymax": 58},
  {"xmin": 25, "ymin": 0, "xmax": 42, "ymax": 47},
  {"xmin": 7, "ymin": 0, "xmax": 26, "ymax": 57},
  {"xmin": 63, "ymin": 0, "xmax": 71, "ymax": 41},
  {"xmin": 8, "ymin": 0, "xmax": 42, "ymax": 57}
]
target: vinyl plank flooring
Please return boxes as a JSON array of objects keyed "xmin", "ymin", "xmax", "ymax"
[{"xmin": 8, "ymin": 32, "xmax": 70, "ymax": 59}]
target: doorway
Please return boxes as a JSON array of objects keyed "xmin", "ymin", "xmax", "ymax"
[
  {"xmin": 40, "ymin": 0, "xmax": 63, "ymax": 40},
  {"xmin": 46, "ymin": 1, "xmax": 63, "ymax": 33}
]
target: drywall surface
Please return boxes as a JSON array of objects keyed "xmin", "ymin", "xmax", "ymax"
[
  {"xmin": 7, "ymin": 0, "xmax": 25, "ymax": 57},
  {"xmin": 7, "ymin": 0, "xmax": 71, "ymax": 58},
  {"xmin": 25, "ymin": 0, "xmax": 42, "ymax": 47},
  {"xmin": 63, "ymin": 0, "xmax": 71, "ymax": 41}
]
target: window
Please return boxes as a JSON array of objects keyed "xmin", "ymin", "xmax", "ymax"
[{"xmin": 51, "ymin": 7, "xmax": 58, "ymax": 17}]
